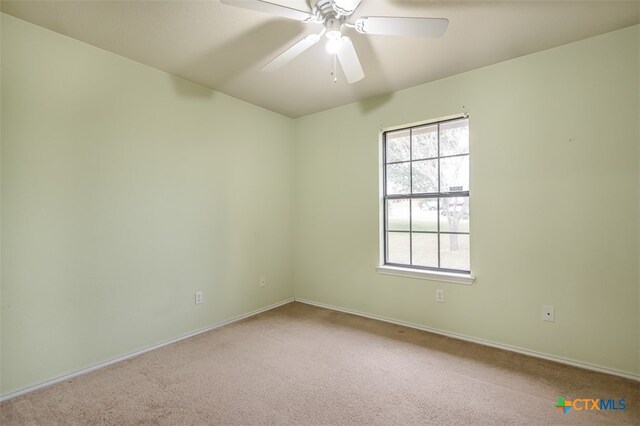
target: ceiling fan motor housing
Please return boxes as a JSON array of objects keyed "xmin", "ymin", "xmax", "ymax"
[
  {"xmin": 309, "ymin": 0, "xmax": 351, "ymax": 26},
  {"xmin": 309, "ymin": 0, "xmax": 335, "ymax": 20}
]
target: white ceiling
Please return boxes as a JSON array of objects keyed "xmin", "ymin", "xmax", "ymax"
[{"xmin": 2, "ymin": 0, "xmax": 638, "ymax": 117}]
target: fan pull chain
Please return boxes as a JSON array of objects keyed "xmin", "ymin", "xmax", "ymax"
[{"xmin": 331, "ymin": 54, "xmax": 337, "ymax": 83}]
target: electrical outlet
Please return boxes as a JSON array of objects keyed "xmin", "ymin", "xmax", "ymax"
[
  {"xmin": 259, "ymin": 276, "xmax": 266, "ymax": 288},
  {"xmin": 542, "ymin": 305, "xmax": 555, "ymax": 322},
  {"xmin": 436, "ymin": 289, "xmax": 444, "ymax": 303},
  {"xmin": 195, "ymin": 291, "xmax": 203, "ymax": 305}
]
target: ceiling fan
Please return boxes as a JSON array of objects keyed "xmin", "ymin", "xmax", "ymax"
[{"xmin": 220, "ymin": 0, "xmax": 448, "ymax": 84}]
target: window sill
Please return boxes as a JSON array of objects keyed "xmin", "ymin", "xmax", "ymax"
[{"xmin": 376, "ymin": 265, "xmax": 475, "ymax": 285}]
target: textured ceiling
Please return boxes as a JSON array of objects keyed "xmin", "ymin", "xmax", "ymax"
[{"xmin": 1, "ymin": 0, "xmax": 638, "ymax": 117}]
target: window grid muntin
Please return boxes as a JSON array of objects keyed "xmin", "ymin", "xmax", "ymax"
[
  {"xmin": 386, "ymin": 152, "xmax": 469, "ymax": 165},
  {"xmin": 409, "ymin": 128, "xmax": 413, "ymax": 265},
  {"xmin": 437, "ymin": 123, "xmax": 441, "ymax": 268},
  {"xmin": 383, "ymin": 117, "xmax": 470, "ymax": 274}
]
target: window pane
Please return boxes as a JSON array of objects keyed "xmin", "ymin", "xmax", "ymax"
[
  {"xmin": 440, "ymin": 119, "xmax": 469, "ymax": 156},
  {"xmin": 386, "ymin": 130, "xmax": 410, "ymax": 163},
  {"xmin": 386, "ymin": 163, "xmax": 410, "ymax": 195},
  {"xmin": 440, "ymin": 155, "xmax": 469, "ymax": 192},
  {"xmin": 412, "ymin": 159, "xmax": 438, "ymax": 194},
  {"xmin": 384, "ymin": 118, "xmax": 471, "ymax": 274},
  {"xmin": 440, "ymin": 234, "xmax": 470, "ymax": 271},
  {"xmin": 387, "ymin": 232, "xmax": 410, "ymax": 264},
  {"xmin": 412, "ymin": 124, "xmax": 437, "ymax": 160},
  {"xmin": 387, "ymin": 199, "xmax": 410, "ymax": 231},
  {"xmin": 411, "ymin": 199, "xmax": 438, "ymax": 232},
  {"xmin": 412, "ymin": 233, "xmax": 438, "ymax": 267},
  {"xmin": 439, "ymin": 197, "xmax": 469, "ymax": 233}
]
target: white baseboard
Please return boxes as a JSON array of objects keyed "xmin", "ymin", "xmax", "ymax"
[
  {"xmin": 294, "ymin": 297, "xmax": 639, "ymax": 382},
  {"xmin": 0, "ymin": 298, "xmax": 294, "ymax": 402}
]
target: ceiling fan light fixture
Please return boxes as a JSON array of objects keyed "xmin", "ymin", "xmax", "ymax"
[
  {"xmin": 325, "ymin": 18, "xmax": 342, "ymax": 54},
  {"xmin": 325, "ymin": 37, "xmax": 343, "ymax": 54},
  {"xmin": 325, "ymin": 16, "xmax": 342, "ymax": 40},
  {"xmin": 326, "ymin": 28, "xmax": 341, "ymax": 40}
]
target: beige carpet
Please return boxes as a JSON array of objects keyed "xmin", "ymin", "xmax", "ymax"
[{"xmin": 1, "ymin": 302, "xmax": 638, "ymax": 425}]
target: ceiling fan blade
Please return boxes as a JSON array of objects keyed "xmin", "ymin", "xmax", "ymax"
[
  {"xmin": 261, "ymin": 34, "xmax": 321, "ymax": 72},
  {"xmin": 332, "ymin": 0, "xmax": 362, "ymax": 16},
  {"xmin": 355, "ymin": 16, "xmax": 449, "ymax": 38},
  {"xmin": 220, "ymin": 0, "xmax": 314, "ymax": 22},
  {"xmin": 336, "ymin": 36, "xmax": 364, "ymax": 84}
]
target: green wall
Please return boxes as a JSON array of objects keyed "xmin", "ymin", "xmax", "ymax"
[
  {"xmin": 1, "ymin": 13, "xmax": 638, "ymax": 396},
  {"xmin": 1, "ymin": 14, "xmax": 295, "ymax": 394},
  {"xmin": 294, "ymin": 25, "xmax": 639, "ymax": 376}
]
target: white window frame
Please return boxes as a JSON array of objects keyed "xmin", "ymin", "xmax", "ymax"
[{"xmin": 377, "ymin": 114, "xmax": 475, "ymax": 285}]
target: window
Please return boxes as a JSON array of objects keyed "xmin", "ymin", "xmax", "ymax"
[{"xmin": 382, "ymin": 117, "xmax": 470, "ymax": 275}]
